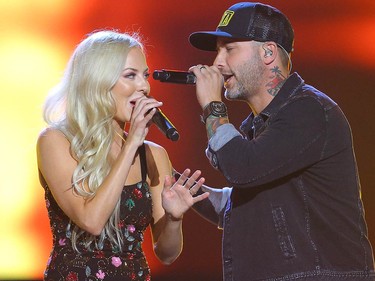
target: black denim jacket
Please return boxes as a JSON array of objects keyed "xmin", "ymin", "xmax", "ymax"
[{"xmin": 204, "ymin": 73, "xmax": 375, "ymax": 280}]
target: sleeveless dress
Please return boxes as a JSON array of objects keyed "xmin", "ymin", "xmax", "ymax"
[{"xmin": 43, "ymin": 144, "xmax": 153, "ymax": 281}]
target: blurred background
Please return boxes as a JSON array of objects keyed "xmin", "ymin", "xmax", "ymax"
[{"xmin": 0, "ymin": 0, "xmax": 374, "ymax": 280}]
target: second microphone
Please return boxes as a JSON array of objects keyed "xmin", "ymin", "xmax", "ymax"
[{"xmin": 153, "ymin": 69, "xmax": 196, "ymax": 84}]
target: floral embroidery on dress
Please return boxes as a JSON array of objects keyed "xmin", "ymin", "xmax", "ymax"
[
  {"xmin": 112, "ymin": 257, "xmax": 122, "ymax": 267},
  {"xmin": 96, "ymin": 270, "xmax": 105, "ymax": 280},
  {"xmin": 125, "ymin": 198, "xmax": 136, "ymax": 210},
  {"xmin": 43, "ymin": 180, "xmax": 153, "ymax": 281}
]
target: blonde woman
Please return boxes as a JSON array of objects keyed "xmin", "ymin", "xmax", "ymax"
[{"xmin": 37, "ymin": 30, "xmax": 208, "ymax": 281}]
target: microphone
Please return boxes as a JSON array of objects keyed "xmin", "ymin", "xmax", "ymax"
[
  {"xmin": 153, "ymin": 69, "xmax": 196, "ymax": 84},
  {"xmin": 152, "ymin": 108, "xmax": 180, "ymax": 141}
]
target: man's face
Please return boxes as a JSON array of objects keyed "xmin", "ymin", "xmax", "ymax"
[{"xmin": 214, "ymin": 38, "xmax": 265, "ymax": 101}]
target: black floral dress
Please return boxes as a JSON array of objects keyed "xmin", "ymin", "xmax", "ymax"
[{"xmin": 43, "ymin": 145, "xmax": 153, "ymax": 281}]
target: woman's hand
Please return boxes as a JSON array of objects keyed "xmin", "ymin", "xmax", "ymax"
[
  {"xmin": 161, "ymin": 169, "xmax": 209, "ymax": 221},
  {"xmin": 126, "ymin": 96, "xmax": 162, "ymax": 148}
]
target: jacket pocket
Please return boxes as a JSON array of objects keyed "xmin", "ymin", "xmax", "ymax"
[{"xmin": 272, "ymin": 206, "xmax": 296, "ymax": 259}]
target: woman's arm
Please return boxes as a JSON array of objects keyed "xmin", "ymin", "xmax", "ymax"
[
  {"xmin": 147, "ymin": 142, "xmax": 208, "ymax": 264},
  {"xmin": 37, "ymin": 98, "xmax": 160, "ymax": 235},
  {"xmin": 37, "ymin": 127, "xmax": 140, "ymax": 236}
]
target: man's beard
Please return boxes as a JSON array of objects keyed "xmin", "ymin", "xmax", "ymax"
[{"xmin": 224, "ymin": 54, "xmax": 265, "ymax": 101}]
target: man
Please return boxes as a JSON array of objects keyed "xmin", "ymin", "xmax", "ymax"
[{"xmin": 188, "ymin": 2, "xmax": 375, "ymax": 280}]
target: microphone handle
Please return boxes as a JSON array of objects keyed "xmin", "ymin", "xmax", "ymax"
[{"xmin": 152, "ymin": 108, "xmax": 180, "ymax": 141}]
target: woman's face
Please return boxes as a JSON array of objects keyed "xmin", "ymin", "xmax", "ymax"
[{"xmin": 111, "ymin": 47, "xmax": 150, "ymax": 123}]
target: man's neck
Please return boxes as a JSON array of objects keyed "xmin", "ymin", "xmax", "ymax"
[
  {"xmin": 247, "ymin": 67, "xmax": 288, "ymax": 115},
  {"xmin": 265, "ymin": 66, "xmax": 287, "ymax": 97}
]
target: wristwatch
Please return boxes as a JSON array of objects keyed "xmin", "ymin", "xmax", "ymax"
[{"xmin": 201, "ymin": 101, "xmax": 228, "ymax": 124}]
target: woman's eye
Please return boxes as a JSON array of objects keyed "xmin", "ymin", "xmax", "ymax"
[
  {"xmin": 144, "ymin": 72, "xmax": 150, "ymax": 79},
  {"xmin": 124, "ymin": 73, "xmax": 136, "ymax": 79}
]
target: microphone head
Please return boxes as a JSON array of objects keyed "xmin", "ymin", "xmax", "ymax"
[
  {"xmin": 153, "ymin": 69, "xmax": 196, "ymax": 84},
  {"xmin": 153, "ymin": 70, "xmax": 169, "ymax": 81},
  {"xmin": 151, "ymin": 108, "xmax": 180, "ymax": 141},
  {"xmin": 167, "ymin": 129, "xmax": 180, "ymax": 141}
]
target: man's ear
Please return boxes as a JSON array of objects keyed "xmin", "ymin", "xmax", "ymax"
[{"xmin": 262, "ymin": 42, "xmax": 277, "ymax": 64}]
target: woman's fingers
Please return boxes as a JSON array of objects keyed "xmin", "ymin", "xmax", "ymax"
[
  {"xmin": 183, "ymin": 170, "xmax": 202, "ymax": 189},
  {"xmin": 188, "ymin": 177, "xmax": 205, "ymax": 195},
  {"xmin": 132, "ymin": 96, "xmax": 162, "ymax": 122},
  {"xmin": 174, "ymin": 168, "xmax": 190, "ymax": 186}
]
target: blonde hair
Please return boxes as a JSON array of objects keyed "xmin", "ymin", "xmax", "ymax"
[{"xmin": 43, "ymin": 30, "xmax": 144, "ymax": 252}]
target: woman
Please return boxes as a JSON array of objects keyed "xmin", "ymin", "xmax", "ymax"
[{"xmin": 37, "ymin": 30, "xmax": 208, "ymax": 281}]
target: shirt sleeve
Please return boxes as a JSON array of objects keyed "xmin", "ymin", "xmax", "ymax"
[
  {"xmin": 205, "ymin": 123, "xmax": 243, "ymax": 169},
  {"xmin": 206, "ymin": 97, "xmax": 329, "ymax": 188},
  {"xmin": 192, "ymin": 185, "xmax": 232, "ymax": 229}
]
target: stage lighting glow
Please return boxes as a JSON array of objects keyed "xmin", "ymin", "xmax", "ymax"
[{"xmin": 0, "ymin": 32, "xmax": 67, "ymax": 278}]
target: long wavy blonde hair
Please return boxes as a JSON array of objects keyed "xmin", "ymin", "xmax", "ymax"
[{"xmin": 43, "ymin": 30, "xmax": 144, "ymax": 252}]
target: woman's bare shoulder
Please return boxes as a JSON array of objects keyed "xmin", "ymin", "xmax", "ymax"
[
  {"xmin": 143, "ymin": 140, "xmax": 170, "ymax": 171},
  {"xmin": 143, "ymin": 140, "xmax": 167, "ymax": 155},
  {"xmin": 37, "ymin": 127, "xmax": 69, "ymax": 149}
]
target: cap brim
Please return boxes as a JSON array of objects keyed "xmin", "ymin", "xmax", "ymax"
[{"xmin": 189, "ymin": 31, "xmax": 234, "ymax": 51}]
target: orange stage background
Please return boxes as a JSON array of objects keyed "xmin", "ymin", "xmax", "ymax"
[{"xmin": 0, "ymin": 1, "xmax": 374, "ymax": 280}]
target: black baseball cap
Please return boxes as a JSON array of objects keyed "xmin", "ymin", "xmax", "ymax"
[{"xmin": 189, "ymin": 2, "xmax": 294, "ymax": 53}]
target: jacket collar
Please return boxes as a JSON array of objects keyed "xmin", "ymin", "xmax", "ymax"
[{"xmin": 240, "ymin": 72, "xmax": 305, "ymax": 135}]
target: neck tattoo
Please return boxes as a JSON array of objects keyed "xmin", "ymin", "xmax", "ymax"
[{"xmin": 266, "ymin": 66, "xmax": 286, "ymax": 96}]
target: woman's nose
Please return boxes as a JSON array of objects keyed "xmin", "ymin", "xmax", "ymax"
[{"xmin": 137, "ymin": 77, "xmax": 150, "ymax": 96}]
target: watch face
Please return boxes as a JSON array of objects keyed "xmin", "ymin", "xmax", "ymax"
[
  {"xmin": 212, "ymin": 102, "xmax": 227, "ymax": 114},
  {"xmin": 202, "ymin": 101, "xmax": 228, "ymax": 124}
]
